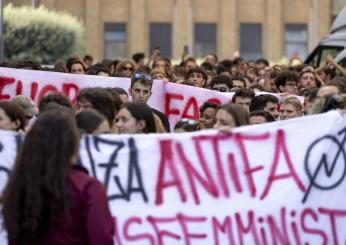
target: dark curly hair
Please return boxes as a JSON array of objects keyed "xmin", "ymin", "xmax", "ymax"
[{"xmin": 1, "ymin": 109, "xmax": 79, "ymax": 243}]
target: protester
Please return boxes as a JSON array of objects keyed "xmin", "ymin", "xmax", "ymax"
[
  {"xmin": 186, "ymin": 67, "xmax": 208, "ymax": 88},
  {"xmin": 213, "ymin": 104, "xmax": 249, "ymax": 132},
  {"xmin": 232, "ymin": 88, "xmax": 256, "ymax": 113},
  {"xmin": 279, "ymin": 96, "xmax": 303, "ymax": 120},
  {"xmin": 116, "ymin": 102, "xmax": 156, "ymax": 134},
  {"xmin": 210, "ymin": 75, "xmax": 233, "ymax": 92},
  {"xmin": 198, "ymin": 102, "xmax": 219, "ymax": 130},
  {"xmin": 1, "ymin": 109, "xmax": 114, "ymax": 244},
  {"xmin": 249, "ymin": 94, "xmax": 279, "ymax": 120},
  {"xmin": 115, "ymin": 59, "xmax": 135, "ymax": 78},
  {"xmin": 129, "ymin": 73, "xmax": 170, "ymax": 132},
  {"xmin": 67, "ymin": 60, "xmax": 86, "ymax": 74},
  {"xmin": 39, "ymin": 92, "xmax": 73, "ymax": 112},
  {"xmin": 249, "ymin": 110, "xmax": 275, "ymax": 125},
  {"xmin": 174, "ymin": 118, "xmax": 199, "ymax": 133},
  {"xmin": 11, "ymin": 95, "xmax": 39, "ymax": 127},
  {"xmin": 76, "ymin": 108, "xmax": 110, "ymax": 134},
  {"xmin": 0, "ymin": 101, "xmax": 26, "ymax": 132},
  {"xmin": 274, "ymin": 71, "xmax": 299, "ymax": 95}
]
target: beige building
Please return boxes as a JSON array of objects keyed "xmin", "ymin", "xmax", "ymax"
[{"xmin": 6, "ymin": 0, "xmax": 346, "ymax": 62}]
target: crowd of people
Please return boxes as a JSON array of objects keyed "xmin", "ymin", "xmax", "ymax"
[{"xmin": 1, "ymin": 50, "xmax": 346, "ymax": 244}]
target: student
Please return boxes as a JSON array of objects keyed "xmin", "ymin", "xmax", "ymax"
[
  {"xmin": 214, "ymin": 104, "xmax": 249, "ymax": 132},
  {"xmin": 116, "ymin": 102, "xmax": 156, "ymax": 134},
  {"xmin": 76, "ymin": 108, "xmax": 110, "ymax": 134},
  {"xmin": 0, "ymin": 101, "xmax": 26, "ymax": 132},
  {"xmin": 198, "ymin": 102, "xmax": 219, "ymax": 130},
  {"xmin": 1, "ymin": 109, "xmax": 114, "ymax": 244},
  {"xmin": 249, "ymin": 110, "xmax": 275, "ymax": 125},
  {"xmin": 210, "ymin": 75, "xmax": 233, "ymax": 92},
  {"xmin": 249, "ymin": 94, "xmax": 279, "ymax": 120},
  {"xmin": 274, "ymin": 71, "xmax": 299, "ymax": 95},
  {"xmin": 232, "ymin": 88, "xmax": 256, "ymax": 113},
  {"xmin": 128, "ymin": 73, "xmax": 170, "ymax": 132},
  {"xmin": 279, "ymin": 96, "xmax": 303, "ymax": 120},
  {"xmin": 174, "ymin": 118, "xmax": 199, "ymax": 133},
  {"xmin": 186, "ymin": 67, "xmax": 208, "ymax": 88}
]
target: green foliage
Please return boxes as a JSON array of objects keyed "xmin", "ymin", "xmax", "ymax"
[{"xmin": 4, "ymin": 4, "xmax": 84, "ymax": 64}]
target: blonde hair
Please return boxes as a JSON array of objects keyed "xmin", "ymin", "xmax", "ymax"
[{"xmin": 280, "ymin": 96, "xmax": 303, "ymax": 113}]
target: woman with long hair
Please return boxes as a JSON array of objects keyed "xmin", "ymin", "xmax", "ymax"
[
  {"xmin": 213, "ymin": 104, "xmax": 249, "ymax": 132},
  {"xmin": 1, "ymin": 109, "xmax": 114, "ymax": 244}
]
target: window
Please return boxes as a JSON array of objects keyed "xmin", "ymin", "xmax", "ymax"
[
  {"xmin": 240, "ymin": 24, "xmax": 262, "ymax": 60},
  {"xmin": 194, "ymin": 23, "xmax": 217, "ymax": 58},
  {"xmin": 104, "ymin": 23, "xmax": 126, "ymax": 59},
  {"xmin": 150, "ymin": 23, "xmax": 172, "ymax": 58},
  {"xmin": 285, "ymin": 24, "xmax": 307, "ymax": 59}
]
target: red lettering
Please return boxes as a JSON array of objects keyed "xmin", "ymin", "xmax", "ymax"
[
  {"xmin": 235, "ymin": 211, "xmax": 261, "ymax": 245},
  {"xmin": 165, "ymin": 93, "xmax": 183, "ymax": 119},
  {"xmin": 155, "ymin": 140, "xmax": 187, "ymax": 205},
  {"xmin": 30, "ymin": 82, "xmax": 38, "ymax": 101},
  {"xmin": 37, "ymin": 84, "xmax": 58, "ymax": 102},
  {"xmin": 228, "ymin": 153, "xmax": 243, "ymax": 193},
  {"xmin": 0, "ymin": 76, "xmax": 15, "ymax": 100},
  {"xmin": 147, "ymin": 216, "xmax": 181, "ymax": 245},
  {"xmin": 15, "ymin": 80, "xmax": 23, "ymax": 95},
  {"xmin": 206, "ymin": 98, "xmax": 221, "ymax": 105},
  {"xmin": 176, "ymin": 213, "xmax": 207, "ymax": 245},
  {"xmin": 181, "ymin": 96, "xmax": 199, "ymax": 119},
  {"xmin": 176, "ymin": 142, "xmax": 219, "ymax": 204},
  {"xmin": 318, "ymin": 207, "xmax": 346, "ymax": 245},
  {"xmin": 267, "ymin": 207, "xmax": 289, "ymax": 244},
  {"xmin": 123, "ymin": 217, "xmax": 155, "ymax": 244},
  {"xmin": 212, "ymin": 216, "xmax": 235, "ymax": 245},
  {"xmin": 235, "ymin": 132, "xmax": 270, "ymax": 197},
  {"xmin": 260, "ymin": 130, "xmax": 305, "ymax": 200},
  {"xmin": 62, "ymin": 83, "xmax": 80, "ymax": 104},
  {"xmin": 113, "ymin": 217, "xmax": 123, "ymax": 245},
  {"xmin": 301, "ymin": 208, "xmax": 327, "ymax": 245}
]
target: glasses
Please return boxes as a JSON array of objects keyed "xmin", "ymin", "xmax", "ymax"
[
  {"xmin": 122, "ymin": 66, "xmax": 134, "ymax": 71},
  {"xmin": 133, "ymin": 73, "xmax": 152, "ymax": 81},
  {"xmin": 180, "ymin": 118, "xmax": 198, "ymax": 125}
]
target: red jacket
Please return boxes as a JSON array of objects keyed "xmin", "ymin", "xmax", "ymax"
[{"xmin": 9, "ymin": 166, "xmax": 114, "ymax": 245}]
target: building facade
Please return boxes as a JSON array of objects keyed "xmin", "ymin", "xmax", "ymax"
[{"xmin": 7, "ymin": 0, "xmax": 346, "ymax": 62}]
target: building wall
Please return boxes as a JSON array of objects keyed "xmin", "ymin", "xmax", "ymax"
[{"xmin": 7, "ymin": 0, "xmax": 338, "ymax": 62}]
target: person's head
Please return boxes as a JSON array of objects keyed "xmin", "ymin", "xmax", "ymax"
[
  {"xmin": 116, "ymin": 102, "xmax": 156, "ymax": 134},
  {"xmin": 174, "ymin": 118, "xmax": 199, "ymax": 133},
  {"xmin": 274, "ymin": 71, "xmax": 299, "ymax": 94},
  {"xmin": 1, "ymin": 109, "xmax": 79, "ymax": 242},
  {"xmin": 301, "ymin": 88, "xmax": 318, "ymax": 115},
  {"xmin": 249, "ymin": 110, "xmax": 275, "ymax": 125},
  {"xmin": 11, "ymin": 95, "xmax": 39, "ymax": 126},
  {"xmin": 115, "ymin": 60, "xmax": 135, "ymax": 77},
  {"xmin": 183, "ymin": 57, "xmax": 197, "ymax": 71},
  {"xmin": 132, "ymin": 52, "xmax": 145, "ymax": 68},
  {"xmin": 199, "ymin": 102, "xmax": 219, "ymax": 130},
  {"xmin": 152, "ymin": 57, "xmax": 170, "ymax": 71},
  {"xmin": 210, "ymin": 75, "xmax": 233, "ymax": 92},
  {"xmin": 232, "ymin": 89, "xmax": 256, "ymax": 113},
  {"xmin": 232, "ymin": 76, "xmax": 247, "ymax": 89},
  {"xmin": 317, "ymin": 65, "xmax": 336, "ymax": 83},
  {"xmin": 0, "ymin": 101, "xmax": 26, "ymax": 131},
  {"xmin": 204, "ymin": 53, "xmax": 218, "ymax": 66},
  {"xmin": 255, "ymin": 58, "xmax": 269, "ymax": 70},
  {"xmin": 39, "ymin": 92, "xmax": 73, "ymax": 112},
  {"xmin": 76, "ymin": 108, "xmax": 110, "ymax": 134},
  {"xmin": 317, "ymin": 85, "xmax": 340, "ymax": 98},
  {"xmin": 112, "ymin": 87, "xmax": 129, "ymax": 103},
  {"xmin": 300, "ymin": 68, "xmax": 318, "ymax": 89},
  {"xmin": 213, "ymin": 104, "xmax": 249, "ymax": 132},
  {"xmin": 83, "ymin": 54, "xmax": 94, "ymax": 68},
  {"xmin": 67, "ymin": 60, "xmax": 86, "ymax": 74},
  {"xmin": 150, "ymin": 68, "xmax": 169, "ymax": 82},
  {"xmin": 249, "ymin": 94, "xmax": 279, "ymax": 120},
  {"xmin": 129, "ymin": 73, "xmax": 153, "ymax": 103},
  {"xmin": 186, "ymin": 67, "xmax": 207, "ymax": 88},
  {"xmin": 77, "ymin": 88, "xmax": 117, "ymax": 127},
  {"xmin": 279, "ymin": 96, "xmax": 303, "ymax": 120}
]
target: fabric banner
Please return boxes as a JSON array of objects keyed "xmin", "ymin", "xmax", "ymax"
[
  {"xmin": 0, "ymin": 67, "xmax": 232, "ymax": 127},
  {"xmin": 1, "ymin": 112, "xmax": 346, "ymax": 244}
]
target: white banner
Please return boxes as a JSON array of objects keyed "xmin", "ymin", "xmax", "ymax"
[{"xmin": 1, "ymin": 112, "xmax": 346, "ymax": 244}]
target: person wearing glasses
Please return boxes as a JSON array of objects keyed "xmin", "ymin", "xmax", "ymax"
[
  {"xmin": 129, "ymin": 73, "xmax": 170, "ymax": 132},
  {"xmin": 115, "ymin": 59, "xmax": 135, "ymax": 78},
  {"xmin": 210, "ymin": 75, "xmax": 233, "ymax": 92},
  {"xmin": 274, "ymin": 71, "xmax": 299, "ymax": 95}
]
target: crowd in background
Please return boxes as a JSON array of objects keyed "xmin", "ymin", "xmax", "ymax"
[{"xmin": 1, "ymin": 49, "xmax": 346, "ymax": 244}]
